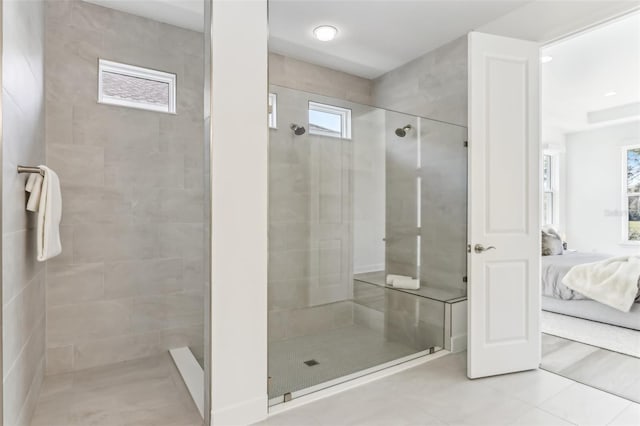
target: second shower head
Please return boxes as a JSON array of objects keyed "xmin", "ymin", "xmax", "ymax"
[
  {"xmin": 291, "ymin": 124, "xmax": 306, "ymax": 135},
  {"xmin": 395, "ymin": 125, "xmax": 412, "ymax": 138}
]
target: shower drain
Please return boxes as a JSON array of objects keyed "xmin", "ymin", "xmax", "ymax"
[{"xmin": 303, "ymin": 359, "xmax": 319, "ymax": 366}]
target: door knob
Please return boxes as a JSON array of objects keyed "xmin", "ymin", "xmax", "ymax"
[{"xmin": 474, "ymin": 244, "xmax": 496, "ymax": 254}]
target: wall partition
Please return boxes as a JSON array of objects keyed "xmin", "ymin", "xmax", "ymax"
[{"xmin": 267, "ymin": 85, "xmax": 467, "ymax": 404}]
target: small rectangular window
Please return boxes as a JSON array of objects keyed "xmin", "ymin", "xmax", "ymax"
[
  {"xmin": 625, "ymin": 146, "xmax": 640, "ymax": 242},
  {"xmin": 268, "ymin": 93, "xmax": 277, "ymax": 129},
  {"xmin": 308, "ymin": 101, "xmax": 351, "ymax": 139},
  {"xmin": 98, "ymin": 59, "xmax": 176, "ymax": 113}
]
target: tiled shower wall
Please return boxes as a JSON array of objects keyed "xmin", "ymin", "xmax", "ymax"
[
  {"xmin": 267, "ymin": 85, "xmax": 390, "ymax": 341},
  {"xmin": 267, "ymin": 39, "xmax": 469, "ymax": 338},
  {"xmin": 268, "ymin": 53, "xmax": 373, "ymax": 106},
  {"xmin": 375, "ymin": 36, "xmax": 469, "ymax": 294},
  {"xmin": 373, "ymin": 36, "xmax": 468, "ymax": 127},
  {"xmin": 2, "ymin": 0, "xmax": 46, "ymax": 424},
  {"xmin": 44, "ymin": 0, "xmax": 205, "ymax": 373},
  {"xmin": 267, "ymin": 86, "xmax": 356, "ymax": 341}
]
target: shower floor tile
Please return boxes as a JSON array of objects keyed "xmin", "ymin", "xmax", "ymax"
[
  {"xmin": 30, "ymin": 352, "xmax": 202, "ymax": 426},
  {"xmin": 268, "ymin": 324, "xmax": 422, "ymax": 399}
]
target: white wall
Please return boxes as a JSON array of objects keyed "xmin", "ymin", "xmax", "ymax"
[
  {"xmin": 210, "ymin": 0, "xmax": 268, "ymax": 424},
  {"xmin": 565, "ymin": 121, "xmax": 640, "ymax": 255}
]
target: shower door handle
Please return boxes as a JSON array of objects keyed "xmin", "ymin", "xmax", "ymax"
[{"xmin": 474, "ymin": 244, "xmax": 496, "ymax": 254}]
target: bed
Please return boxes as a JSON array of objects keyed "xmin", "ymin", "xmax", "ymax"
[{"xmin": 541, "ymin": 252, "xmax": 640, "ymax": 331}]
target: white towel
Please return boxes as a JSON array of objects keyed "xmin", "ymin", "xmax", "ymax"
[
  {"xmin": 386, "ymin": 274, "xmax": 412, "ymax": 285},
  {"xmin": 562, "ymin": 256, "xmax": 640, "ymax": 312},
  {"xmin": 36, "ymin": 166, "xmax": 62, "ymax": 262},
  {"xmin": 25, "ymin": 173, "xmax": 38, "ymax": 192},
  {"xmin": 26, "ymin": 173, "xmax": 43, "ymax": 212},
  {"xmin": 392, "ymin": 278, "xmax": 420, "ymax": 290}
]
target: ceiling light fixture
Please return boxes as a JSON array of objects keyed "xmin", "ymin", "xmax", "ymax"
[
  {"xmin": 313, "ymin": 25, "xmax": 338, "ymax": 41},
  {"xmin": 540, "ymin": 56, "xmax": 553, "ymax": 64},
  {"xmin": 604, "ymin": 91, "xmax": 617, "ymax": 97}
]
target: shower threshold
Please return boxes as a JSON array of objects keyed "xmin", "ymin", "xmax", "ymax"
[{"xmin": 169, "ymin": 347, "xmax": 204, "ymax": 418}]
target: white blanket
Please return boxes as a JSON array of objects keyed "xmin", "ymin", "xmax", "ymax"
[{"xmin": 562, "ymin": 256, "xmax": 640, "ymax": 312}]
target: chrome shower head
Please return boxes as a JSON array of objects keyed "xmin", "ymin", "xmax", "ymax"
[
  {"xmin": 290, "ymin": 124, "xmax": 306, "ymax": 135},
  {"xmin": 395, "ymin": 125, "xmax": 412, "ymax": 138}
]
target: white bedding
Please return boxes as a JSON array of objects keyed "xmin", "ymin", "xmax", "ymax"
[
  {"xmin": 541, "ymin": 252, "xmax": 610, "ymax": 300},
  {"xmin": 562, "ymin": 256, "xmax": 640, "ymax": 312}
]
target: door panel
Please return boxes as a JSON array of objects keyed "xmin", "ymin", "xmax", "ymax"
[{"xmin": 468, "ymin": 31, "xmax": 541, "ymax": 379}]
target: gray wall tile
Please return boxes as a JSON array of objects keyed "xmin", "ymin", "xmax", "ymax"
[
  {"xmin": 373, "ymin": 36, "xmax": 468, "ymax": 127},
  {"xmin": 2, "ymin": 0, "xmax": 46, "ymax": 423},
  {"xmin": 44, "ymin": 0, "xmax": 205, "ymax": 373},
  {"xmin": 46, "ymin": 345, "xmax": 74, "ymax": 375},
  {"xmin": 269, "ymin": 53, "xmax": 373, "ymax": 105}
]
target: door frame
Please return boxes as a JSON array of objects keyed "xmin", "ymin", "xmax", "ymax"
[
  {"xmin": 0, "ymin": 0, "xmax": 4, "ymax": 421},
  {"xmin": 535, "ymin": 6, "xmax": 640, "ymax": 347},
  {"xmin": 467, "ymin": 6, "xmax": 640, "ymax": 377}
]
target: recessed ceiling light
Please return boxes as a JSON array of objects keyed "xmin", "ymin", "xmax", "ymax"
[
  {"xmin": 604, "ymin": 91, "xmax": 617, "ymax": 97},
  {"xmin": 540, "ymin": 56, "xmax": 553, "ymax": 64},
  {"xmin": 313, "ymin": 25, "xmax": 338, "ymax": 41}
]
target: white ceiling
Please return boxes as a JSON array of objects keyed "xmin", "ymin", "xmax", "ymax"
[
  {"xmin": 542, "ymin": 12, "xmax": 640, "ymax": 138},
  {"xmin": 83, "ymin": 0, "xmax": 204, "ymax": 32},
  {"xmin": 84, "ymin": 0, "xmax": 531, "ymax": 78},
  {"xmin": 268, "ymin": 0, "xmax": 530, "ymax": 79}
]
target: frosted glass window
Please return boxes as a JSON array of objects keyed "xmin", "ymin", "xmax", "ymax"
[
  {"xmin": 268, "ymin": 93, "xmax": 277, "ymax": 128},
  {"xmin": 98, "ymin": 59, "xmax": 176, "ymax": 113},
  {"xmin": 308, "ymin": 101, "xmax": 351, "ymax": 139}
]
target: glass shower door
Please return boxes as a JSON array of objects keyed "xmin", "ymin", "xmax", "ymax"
[{"xmin": 268, "ymin": 86, "xmax": 451, "ymax": 405}]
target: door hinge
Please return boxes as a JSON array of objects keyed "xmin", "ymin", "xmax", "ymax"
[
  {"xmin": 463, "ymin": 276, "xmax": 468, "ymax": 283},
  {"xmin": 463, "ymin": 140, "xmax": 468, "ymax": 147}
]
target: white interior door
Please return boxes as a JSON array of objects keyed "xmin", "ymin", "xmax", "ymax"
[{"xmin": 467, "ymin": 31, "xmax": 541, "ymax": 379}]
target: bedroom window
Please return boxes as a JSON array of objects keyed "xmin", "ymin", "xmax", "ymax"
[
  {"xmin": 543, "ymin": 154, "xmax": 557, "ymax": 226},
  {"xmin": 625, "ymin": 146, "xmax": 640, "ymax": 242},
  {"xmin": 98, "ymin": 59, "xmax": 176, "ymax": 113}
]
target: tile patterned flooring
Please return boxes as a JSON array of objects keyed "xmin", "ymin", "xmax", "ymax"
[
  {"xmin": 541, "ymin": 333, "xmax": 640, "ymax": 403},
  {"xmin": 268, "ymin": 324, "xmax": 421, "ymax": 399},
  {"xmin": 30, "ymin": 353, "xmax": 202, "ymax": 426},
  {"xmin": 259, "ymin": 352, "xmax": 640, "ymax": 426},
  {"xmin": 28, "ymin": 348, "xmax": 640, "ymax": 425}
]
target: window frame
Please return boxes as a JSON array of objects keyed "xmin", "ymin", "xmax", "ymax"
[
  {"xmin": 268, "ymin": 93, "xmax": 277, "ymax": 129},
  {"xmin": 622, "ymin": 144, "xmax": 640, "ymax": 244},
  {"xmin": 542, "ymin": 152, "xmax": 559, "ymax": 227},
  {"xmin": 308, "ymin": 101, "xmax": 352, "ymax": 140},
  {"xmin": 98, "ymin": 59, "xmax": 177, "ymax": 114}
]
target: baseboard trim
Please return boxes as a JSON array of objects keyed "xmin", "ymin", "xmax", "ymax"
[
  {"xmin": 211, "ymin": 395, "xmax": 268, "ymax": 426},
  {"xmin": 353, "ymin": 265, "xmax": 385, "ymax": 274},
  {"xmin": 450, "ymin": 334, "xmax": 467, "ymax": 353},
  {"xmin": 169, "ymin": 347, "xmax": 205, "ymax": 418}
]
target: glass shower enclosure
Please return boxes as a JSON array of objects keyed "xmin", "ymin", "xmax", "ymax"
[{"xmin": 267, "ymin": 85, "xmax": 467, "ymax": 404}]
